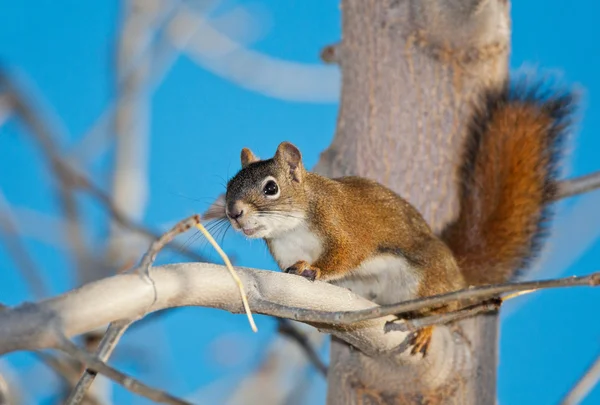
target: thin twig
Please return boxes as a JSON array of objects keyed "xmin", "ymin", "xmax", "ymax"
[
  {"xmin": 277, "ymin": 319, "xmax": 327, "ymax": 376},
  {"xmin": 64, "ymin": 320, "xmax": 130, "ymax": 405},
  {"xmin": 35, "ymin": 351, "xmax": 80, "ymax": 383},
  {"xmin": 0, "ymin": 374, "xmax": 11, "ymax": 405},
  {"xmin": 279, "ymin": 271, "xmax": 600, "ymax": 325},
  {"xmin": 138, "ymin": 216, "xmax": 202, "ymax": 277},
  {"xmin": 67, "ymin": 216, "xmax": 205, "ymax": 404},
  {"xmin": 0, "ymin": 91, "xmax": 14, "ymax": 127},
  {"xmin": 560, "ymin": 351, "xmax": 600, "ymax": 405},
  {"xmin": 35, "ymin": 350, "xmax": 107, "ymax": 405},
  {"xmin": 384, "ymin": 300, "xmax": 501, "ymax": 333},
  {"xmin": 107, "ymin": 0, "xmax": 165, "ymax": 271},
  {"xmin": 0, "ymin": 190, "xmax": 48, "ymax": 298},
  {"xmin": 170, "ymin": 4, "xmax": 340, "ymax": 103},
  {"xmin": 556, "ymin": 171, "xmax": 600, "ymax": 200},
  {"xmin": 59, "ymin": 337, "xmax": 191, "ymax": 405},
  {"xmin": 195, "ymin": 222, "xmax": 258, "ymax": 332}
]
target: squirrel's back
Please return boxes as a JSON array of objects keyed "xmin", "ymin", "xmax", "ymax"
[
  {"xmin": 442, "ymin": 81, "xmax": 575, "ymax": 286},
  {"xmin": 307, "ymin": 174, "xmax": 438, "ymax": 253}
]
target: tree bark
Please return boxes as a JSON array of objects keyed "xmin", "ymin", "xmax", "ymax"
[{"xmin": 315, "ymin": 1, "xmax": 510, "ymax": 403}]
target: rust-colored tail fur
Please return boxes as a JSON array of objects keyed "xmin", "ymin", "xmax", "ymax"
[{"xmin": 442, "ymin": 82, "xmax": 575, "ymax": 286}]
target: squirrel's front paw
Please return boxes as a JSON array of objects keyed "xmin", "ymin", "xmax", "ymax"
[
  {"xmin": 284, "ymin": 261, "xmax": 321, "ymax": 281},
  {"xmin": 400, "ymin": 326, "xmax": 433, "ymax": 357}
]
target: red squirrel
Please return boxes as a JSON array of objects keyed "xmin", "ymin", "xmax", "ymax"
[{"xmin": 206, "ymin": 82, "xmax": 573, "ymax": 356}]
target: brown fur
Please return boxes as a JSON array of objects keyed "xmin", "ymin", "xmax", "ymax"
[
  {"xmin": 442, "ymin": 83, "xmax": 574, "ymax": 286},
  {"xmin": 283, "ymin": 172, "xmax": 465, "ymax": 300}
]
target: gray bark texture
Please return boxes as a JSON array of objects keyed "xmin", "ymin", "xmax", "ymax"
[{"xmin": 315, "ymin": 1, "xmax": 510, "ymax": 404}]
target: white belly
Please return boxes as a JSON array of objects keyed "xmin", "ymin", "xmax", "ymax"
[
  {"xmin": 331, "ymin": 254, "xmax": 421, "ymax": 305},
  {"xmin": 269, "ymin": 225, "xmax": 323, "ymax": 270}
]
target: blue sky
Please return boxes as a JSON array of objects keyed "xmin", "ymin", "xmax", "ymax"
[{"xmin": 0, "ymin": 1, "xmax": 599, "ymax": 404}]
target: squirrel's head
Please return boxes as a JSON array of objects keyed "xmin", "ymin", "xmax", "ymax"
[{"xmin": 224, "ymin": 142, "xmax": 309, "ymax": 239}]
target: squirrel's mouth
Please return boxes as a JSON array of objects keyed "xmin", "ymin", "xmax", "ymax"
[{"xmin": 242, "ymin": 226, "xmax": 264, "ymax": 236}]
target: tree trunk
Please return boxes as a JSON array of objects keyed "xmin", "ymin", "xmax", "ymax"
[{"xmin": 315, "ymin": 1, "xmax": 510, "ymax": 403}]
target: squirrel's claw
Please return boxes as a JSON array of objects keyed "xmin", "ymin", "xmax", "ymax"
[
  {"xmin": 284, "ymin": 261, "xmax": 321, "ymax": 281},
  {"xmin": 400, "ymin": 326, "xmax": 433, "ymax": 357}
]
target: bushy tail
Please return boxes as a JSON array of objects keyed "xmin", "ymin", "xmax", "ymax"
[{"xmin": 441, "ymin": 82, "xmax": 575, "ymax": 286}]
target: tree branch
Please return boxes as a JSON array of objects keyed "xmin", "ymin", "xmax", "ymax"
[
  {"xmin": 0, "ymin": 190, "xmax": 49, "ymax": 299},
  {"xmin": 1, "ymin": 263, "xmax": 599, "ymax": 359},
  {"xmin": 106, "ymin": 0, "xmax": 166, "ymax": 271},
  {"xmin": 0, "ymin": 91, "xmax": 13, "ymax": 127},
  {"xmin": 277, "ymin": 319, "xmax": 328, "ymax": 376},
  {"xmin": 169, "ymin": 5, "xmax": 339, "ymax": 103},
  {"xmin": 0, "ymin": 264, "xmax": 408, "ymax": 357},
  {"xmin": 384, "ymin": 300, "xmax": 502, "ymax": 333},
  {"xmin": 560, "ymin": 351, "xmax": 600, "ymax": 405},
  {"xmin": 225, "ymin": 322, "xmax": 328, "ymax": 405},
  {"xmin": 64, "ymin": 320, "xmax": 130, "ymax": 405},
  {"xmin": 58, "ymin": 337, "xmax": 191, "ymax": 405},
  {"xmin": 307, "ymin": 272, "xmax": 600, "ymax": 325},
  {"xmin": 556, "ymin": 171, "xmax": 600, "ymax": 200}
]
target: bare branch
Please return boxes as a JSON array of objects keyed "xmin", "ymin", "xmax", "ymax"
[
  {"xmin": 560, "ymin": 351, "xmax": 600, "ymax": 405},
  {"xmin": 277, "ymin": 319, "xmax": 328, "ymax": 376},
  {"xmin": 107, "ymin": 0, "xmax": 170, "ymax": 271},
  {"xmin": 64, "ymin": 320, "xmax": 129, "ymax": 405},
  {"xmin": 225, "ymin": 323, "xmax": 327, "ymax": 405},
  {"xmin": 168, "ymin": 6, "xmax": 339, "ymax": 103},
  {"xmin": 35, "ymin": 351, "xmax": 81, "ymax": 383},
  {"xmin": 0, "ymin": 92, "xmax": 14, "ymax": 127},
  {"xmin": 314, "ymin": 272, "xmax": 600, "ymax": 325},
  {"xmin": 557, "ymin": 171, "xmax": 600, "ymax": 200},
  {"xmin": 384, "ymin": 300, "xmax": 501, "ymax": 333},
  {"xmin": 0, "ymin": 374, "xmax": 11, "ymax": 405},
  {"xmin": 138, "ymin": 215, "xmax": 203, "ymax": 278},
  {"xmin": 35, "ymin": 350, "xmax": 107, "ymax": 404},
  {"xmin": 0, "ymin": 264, "xmax": 408, "ymax": 357},
  {"xmin": 59, "ymin": 337, "xmax": 191, "ymax": 405},
  {"xmin": 6, "ymin": 207, "xmax": 67, "ymax": 248},
  {"xmin": 68, "ymin": 215, "xmax": 207, "ymax": 404},
  {"xmin": 0, "ymin": 190, "xmax": 49, "ymax": 299},
  {"xmin": 1, "ymin": 262, "xmax": 599, "ymax": 361}
]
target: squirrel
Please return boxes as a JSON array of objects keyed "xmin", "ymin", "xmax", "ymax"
[{"xmin": 206, "ymin": 81, "xmax": 573, "ymax": 356}]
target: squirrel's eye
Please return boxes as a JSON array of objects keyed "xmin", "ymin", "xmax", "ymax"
[{"xmin": 263, "ymin": 180, "xmax": 279, "ymax": 197}]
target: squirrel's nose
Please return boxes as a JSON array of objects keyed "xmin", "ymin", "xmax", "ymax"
[{"xmin": 227, "ymin": 201, "xmax": 245, "ymax": 220}]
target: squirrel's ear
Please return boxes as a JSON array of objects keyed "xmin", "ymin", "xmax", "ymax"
[
  {"xmin": 275, "ymin": 142, "xmax": 304, "ymax": 182},
  {"xmin": 241, "ymin": 148, "xmax": 259, "ymax": 168}
]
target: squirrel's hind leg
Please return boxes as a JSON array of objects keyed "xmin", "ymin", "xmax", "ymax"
[{"xmin": 397, "ymin": 326, "xmax": 433, "ymax": 357}]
